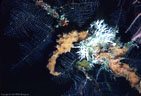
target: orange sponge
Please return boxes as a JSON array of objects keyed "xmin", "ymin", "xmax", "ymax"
[{"xmin": 47, "ymin": 30, "xmax": 88, "ymax": 76}]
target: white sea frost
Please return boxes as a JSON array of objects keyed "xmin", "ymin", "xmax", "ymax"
[{"xmin": 75, "ymin": 20, "xmax": 118, "ymax": 67}]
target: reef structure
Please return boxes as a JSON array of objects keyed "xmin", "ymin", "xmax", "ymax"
[
  {"xmin": 76, "ymin": 20, "xmax": 141, "ymax": 93},
  {"xmin": 46, "ymin": 20, "xmax": 141, "ymax": 93}
]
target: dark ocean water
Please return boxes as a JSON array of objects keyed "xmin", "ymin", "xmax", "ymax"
[{"xmin": 0, "ymin": 0, "xmax": 141, "ymax": 96}]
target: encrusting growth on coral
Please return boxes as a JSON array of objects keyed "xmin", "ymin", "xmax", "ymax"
[
  {"xmin": 33, "ymin": 0, "xmax": 69, "ymax": 27},
  {"xmin": 46, "ymin": 19, "xmax": 141, "ymax": 93},
  {"xmin": 47, "ymin": 30, "xmax": 88, "ymax": 76},
  {"xmin": 76, "ymin": 59, "xmax": 91, "ymax": 71},
  {"xmin": 94, "ymin": 45, "xmax": 141, "ymax": 93},
  {"xmin": 75, "ymin": 20, "xmax": 141, "ymax": 93}
]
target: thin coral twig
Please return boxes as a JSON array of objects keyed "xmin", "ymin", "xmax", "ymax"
[
  {"xmin": 132, "ymin": 27, "xmax": 141, "ymax": 41},
  {"xmin": 125, "ymin": 13, "xmax": 141, "ymax": 33},
  {"xmin": 132, "ymin": 0, "xmax": 141, "ymax": 5}
]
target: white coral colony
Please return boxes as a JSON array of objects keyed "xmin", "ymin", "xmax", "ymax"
[
  {"xmin": 46, "ymin": 19, "xmax": 141, "ymax": 93},
  {"xmin": 75, "ymin": 20, "xmax": 118, "ymax": 67}
]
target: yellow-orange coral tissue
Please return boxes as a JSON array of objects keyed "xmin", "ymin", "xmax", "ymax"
[
  {"xmin": 46, "ymin": 20, "xmax": 141, "ymax": 93},
  {"xmin": 46, "ymin": 30, "xmax": 88, "ymax": 76},
  {"xmin": 75, "ymin": 20, "xmax": 140, "ymax": 93}
]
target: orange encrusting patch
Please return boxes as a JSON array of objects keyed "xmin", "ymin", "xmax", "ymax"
[
  {"xmin": 47, "ymin": 30, "xmax": 88, "ymax": 76},
  {"xmin": 94, "ymin": 46, "xmax": 141, "ymax": 93}
]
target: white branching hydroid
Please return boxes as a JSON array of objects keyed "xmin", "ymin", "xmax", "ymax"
[{"xmin": 75, "ymin": 20, "xmax": 118, "ymax": 67}]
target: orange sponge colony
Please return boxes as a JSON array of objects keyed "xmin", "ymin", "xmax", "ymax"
[
  {"xmin": 94, "ymin": 45, "xmax": 141, "ymax": 93},
  {"xmin": 46, "ymin": 30, "xmax": 88, "ymax": 76},
  {"xmin": 46, "ymin": 29, "xmax": 141, "ymax": 93}
]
